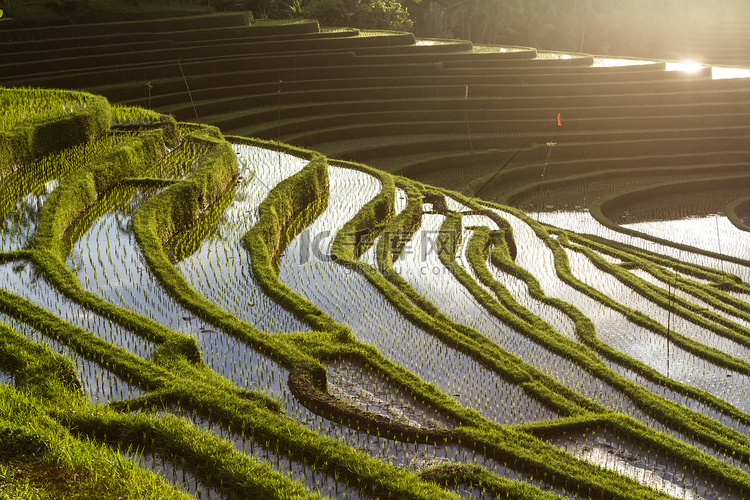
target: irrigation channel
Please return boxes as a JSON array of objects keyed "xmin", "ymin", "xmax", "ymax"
[{"xmin": 2, "ymin": 133, "xmax": 749, "ymax": 499}]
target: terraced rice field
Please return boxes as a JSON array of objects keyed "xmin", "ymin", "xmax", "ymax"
[{"xmin": 1, "ymin": 11, "xmax": 750, "ymax": 500}]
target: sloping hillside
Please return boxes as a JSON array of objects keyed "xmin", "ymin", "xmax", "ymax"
[{"xmin": 1, "ymin": 13, "xmax": 750, "ymax": 500}]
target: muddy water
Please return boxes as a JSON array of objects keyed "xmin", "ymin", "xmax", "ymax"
[{"xmin": 327, "ymin": 358, "xmax": 455, "ymax": 429}]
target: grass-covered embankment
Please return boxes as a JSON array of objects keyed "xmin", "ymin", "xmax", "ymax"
[
  {"xmin": 322, "ymin": 167, "xmax": 686, "ymax": 499},
  {"xmin": 463, "ymin": 221, "xmax": 750, "ymax": 494},
  {"xmin": 0, "ymin": 88, "xmax": 111, "ymax": 178},
  {"xmin": 0, "ymin": 325, "xmax": 191, "ymax": 500},
  {"xmin": 458, "ymin": 199, "xmax": 750, "ymax": 493}
]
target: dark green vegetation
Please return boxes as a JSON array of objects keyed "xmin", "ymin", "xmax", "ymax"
[
  {"xmin": 3, "ymin": 0, "xmax": 748, "ymax": 61},
  {"xmin": 2, "ymin": 9, "xmax": 750, "ymax": 500}
]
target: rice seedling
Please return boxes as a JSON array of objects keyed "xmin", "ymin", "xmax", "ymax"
[
  {"xmin": 728, "ymin": 288, "xmax": 750, "ymax": 304},
  {"xmin": 278, "ymin": 165, "xmax": 382, "ymax": 314},
  {"xmin": 603, "ymin": 358, "xmax": 750, "ymax": 466},
  {"xmin": 63, "ymin": 139, "xmax": 216, "ymax": 336},
  {"xmin": 196, "ymin": 329, "xmax": 293, "ymax": 412},
  {"xmin": 484, "ymin": 245, "xmax": 731, "ymax": 439},
  {"xmin": 359, "ymin": 235, "xmax": 381, "ymax": 267},
  {"xmin": 110, "ymin": 105, "xmax": 166, "ymax": 127},
  {"xmin": 175, "ymin": 143, "xmax": 310, "ymax": 332},
  {"xmin": 0, "ymin": 87, "xmax": 93, "ymax": 131},
  {"xmin": 564, "ymin": 244, "xmax": 750, "ymax": 365},
  {"xmin": 0, "ymin": 369, "xmax": 14, "ymax": 387},
  {"xmin": 531, "ymin": 210, "xmax": 750, "ymax": 283},
  {"xmin": 564, "ymin": 248, "xmax": 750, "ymax": 413},
  {"xmin": 0, "ymin": 312, "xmax": 143, "ymax": 403},
  {"xmin": 624, "ymin": 215, "xmax": 750, "ymax": 263},
  {"xmin": 0, "ymin": 388, "xmax": 191, "ymax": 500},
  {"xmin": 3, "ymin": 76, "xmax": 749, "ymax": 498},
  {"xmin": 327, "ymin": 357, "xmax": 455, "ymax": 429},
  {"xmin": 139, "ymin": 407, "xmax": 365, "ymax": 500},
  {"xmin": 445, "ymin": 197, "xmax": 471, "ymax": 213},
  {"xmin": 456, "ymin": 218, "xmax": 642, "ymax": 416},
  {"xmin": 395, "ymin": 213, "xmax": 484, "ymax": 321},
  {"xmin": 482, "ymin": 206, "xmax": 750, "ymax": 464},
  {"xmin": 146, "ymin": 136, "xmax": 213, "ymax": 181},
  {"xmin": 628, "ymin": 270, "xmax": 750, "ymax": 332},
  {"xmin": 122, "ymin": 133, "xmax": 488, "ymax": 496},
  {"xmin": 0, "ymin": 87, "xmax": 111, "ymax": 178},
  {"xmin": 0, "ymin": 132, "xmax": 132, "ymax": 252},
  {"xmin": 451, "ymin": 211, "xmax": 739, "ymax": 470},
  {"xmin": 0, "ymin": 260, "xmax": 155, "ymax": 359},
  {"xmin": 498, "ymin": 208, "xmax": 743, "ymax": 370},
  {"xmin": 123, "ymin": 448, "xmax": 223, "ymax": 500},
  {"xmin": 465, "ymin": 225, "xmax": 578, "ymax": 341},
  {"xmin": 161, "ymin": 390, "xmax": 572, "ymax": 499},
  {"xmin": 64, "ymin": 401, "xmax": 326, "ymax": 500},
  {"xmin": 394, "ymin": 187, "xmax": 409, "ymax": 215},
  {"xmin": 1, "ymin": 179, "xmax": 57, "ymax": 252},
  {"xmin": 553, "ymin": 428, "xmax": 733, "ymax": 499},
  {"xmin": 358, "ymin": 189, "xmax": 409, "ymax": 267},
  {"xmin": 277, "ymin": 167, "xmax": 556, "ymax": 425},
  {"xmin": 396, "ymin": 211, "xmax": 609, "ymax": 419}
]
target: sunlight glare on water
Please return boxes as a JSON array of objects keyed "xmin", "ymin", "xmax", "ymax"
[
  {"xmin": 665, "ymin": 60, "xmax": 705, "ymax": 72},
  {"xmin": 536, "ymin": 51, "xmax": 574, "ymax": 59},
  {"xmin": 594, "ymin": 57, "xmax": 750, "ymax": 79},
  {"xmin": 472, "ymin": 44, "xmax": 527, "ymax": 53},
  {"xmin": 712, "ymin": 66, "xmax": 750, "ymax": 79}
]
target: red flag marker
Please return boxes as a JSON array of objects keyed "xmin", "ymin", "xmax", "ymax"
[{"xmin": 557, "ymin": 112, "xmax": 562, "ymax": 126}]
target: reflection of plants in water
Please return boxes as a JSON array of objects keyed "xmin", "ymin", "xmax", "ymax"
[
  {"xmin": 6, "ymin": 88, "xmax": 750, "ymax": 498},
  {"xmin": 6, "ymin": 184, "xmax": 52, "ymax": 227},
  {"xmin": 554, "ymin": 427, "xmax": 732, "ymax": 500}
]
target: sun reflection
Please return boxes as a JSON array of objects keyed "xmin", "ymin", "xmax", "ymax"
[
  {"xmin": 712, "ymin": 66, "xmax": 750, "ymax": 79},
  {"xmin": 665, "ymin": 61, "xmax": 705, "ymax": 72}
]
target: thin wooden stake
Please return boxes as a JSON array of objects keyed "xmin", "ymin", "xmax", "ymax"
[
  {"xmin": 667, "ymin": 277, "xmax": 672, "ymax": 378},
  {"xmin": 177, "ymin": 59, "xmax": 200, "ymax": 124}
]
